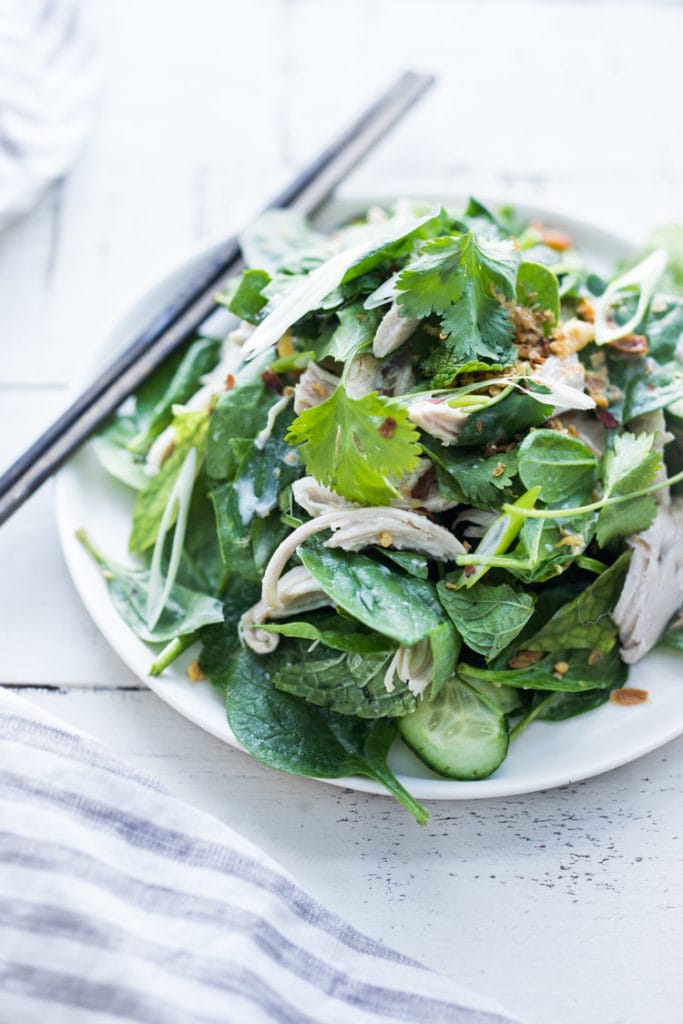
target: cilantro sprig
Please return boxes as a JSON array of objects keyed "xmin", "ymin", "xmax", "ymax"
[
  {"xmin": 286, "ymin": 386, "xmax": 421, "ymax": 505},
  {"xmin": 396, "ymin": 230, "xmax": 521, "ymax": 371}
]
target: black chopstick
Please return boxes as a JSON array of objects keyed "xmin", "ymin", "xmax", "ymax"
[{"xmin": 0, "ymin": 70, "xmax": 435, "ymax": 527}]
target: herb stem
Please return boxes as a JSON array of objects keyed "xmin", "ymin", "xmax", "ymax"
[
  {"xmin": 509, "ymin": 694, "xmax": 556, "ymax": 741},
  {"xmin": 149, "ymin": 632, "xmax": 198, "ymax": 676},
  {"xmin": 501, "ymin": 465, "xmax": 683, "ymax": 521}
]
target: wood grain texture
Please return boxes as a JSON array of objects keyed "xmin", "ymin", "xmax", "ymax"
[{"xmin": 1, "ymin": 2, "xmax": 683, "ymax": 1023}]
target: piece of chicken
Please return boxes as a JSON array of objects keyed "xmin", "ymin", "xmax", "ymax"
[
  {"xmin": 239, "ymin": 566, "xmax": 331, "ymax": 654},
  {"xmin": 293, "ymin": 362, "xmax": 340, "ymax": 413},
  {"xmin": 406, "ymin": 399, "xmax": 471, "ymax": 446},
  {"xmin": 384, "ymin": 640, "xmax": 434, "ymax": 696},
  {"xmin": 611, "ymin": 501, "xmax": 683, "ymax": 664},
  {"xmin": 372, "ymin": 301, "xmax": 420, "ymax": 358},
  {"xmin": 261, "ymin": 507, "xmax": 465, "ymax": 611}
]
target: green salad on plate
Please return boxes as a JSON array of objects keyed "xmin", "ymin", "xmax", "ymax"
[{"xmin": 80, "ymin": 198, "xmax": 683, "ymax": 822}]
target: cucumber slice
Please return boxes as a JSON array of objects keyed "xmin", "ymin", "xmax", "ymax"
[{"xmin": 398, "ymin": 677, "xmax": 509, "ymax": 780}]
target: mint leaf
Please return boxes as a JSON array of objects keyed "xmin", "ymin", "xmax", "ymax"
[
  {"xmin": 438, "ymin": 581, "xmax": 535, "ymax": 660},
  {"xmin": 396, "ymin": 231, "xmax": 520, "ymax": 366},
  {"xmin": 286, "ymin": 385, "xmax": 421, "ymax": 504},
  {"xmin": 525, "ymin": 552, "xmax": 631, "ymax": 653},
  {"xmin": 423, "ymin": 439, "xmax": 519, "ymax": 509}
]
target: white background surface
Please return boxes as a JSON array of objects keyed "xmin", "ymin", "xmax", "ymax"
[{"xmin": 1, "ymin": 3, "xmax": 682, "ymax": 1023}]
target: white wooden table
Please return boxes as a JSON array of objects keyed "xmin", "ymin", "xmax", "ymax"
[{"xmin": 2, "ymin": 3, "xmax": 683, "ymax": 1022}]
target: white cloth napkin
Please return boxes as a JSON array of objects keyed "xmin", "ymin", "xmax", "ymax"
[
  {"xmin": 0, "ymin": 0, "xmax": 98, "ymax": 229},
  {"xmin": 0, "ymin": 688, "xmax": 522, "ymax": 1024}
]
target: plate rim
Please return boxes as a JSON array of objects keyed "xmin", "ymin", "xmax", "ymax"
[{"xmin": 55, "ymin": 192, "xmax": 683, "ymax": 802}]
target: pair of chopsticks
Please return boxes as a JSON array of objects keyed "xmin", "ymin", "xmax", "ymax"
[{"xmin": 0, "ymin": 70, "xmax": 435, "ymax": 526}]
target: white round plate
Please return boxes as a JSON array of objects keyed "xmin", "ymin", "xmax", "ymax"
[{"xmin": 56, "ymin": 196, "xmax": 683, "ymax": 801}]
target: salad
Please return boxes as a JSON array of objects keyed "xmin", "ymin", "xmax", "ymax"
[{"xmin": 81, "ymin": 198, "xmax": 683, "ymax": 823}]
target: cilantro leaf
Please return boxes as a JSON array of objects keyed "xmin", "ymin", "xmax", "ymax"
[
  {"xmin": 396, "ymin": 231, "xmax": 520, "ymax": 367},
  {"xmin": 318, "ymin": 303, "xmax": 381, "ymax": 362},
  {"xmin": 286, "ymin": 386, "xmax": 421, "ymax": 504},
  {"xmin": 226, "ymin": 268, "xmax": 270, "ymax": 323},
  {"xmin": 596, "ymin": 432, "xmax": 661, "ymax": 546}
]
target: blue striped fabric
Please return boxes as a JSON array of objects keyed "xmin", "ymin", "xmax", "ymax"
[{"xmin": 0, "ymin": 690, "xmax": 521, "ymax": 1024}]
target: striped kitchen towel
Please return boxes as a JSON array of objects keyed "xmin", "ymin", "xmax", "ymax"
[{"xmin": 0, "ymin": 688, "xmax": 521, "ymax": 1024}]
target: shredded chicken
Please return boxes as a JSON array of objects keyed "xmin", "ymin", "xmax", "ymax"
[
  {"xmin": 407, "ymin": 399, "xmax": 470, "ymax": 446},
  {"xmin": 292, "ymin": 477, "xmax": 355, "ymax": 518},
  {"xmin": 345, "ymin": 353, "xmax": 386, "ymax": 399},
  {"xmin": 261, "ymin": 507, "xmax": 465, "ymax": 611},
  {"xmin": 227, "ymin": 320, "xmax": 256, "ymax": 347},
  {"xmin": 395, "ymin": 459, "xmax": 458, "ymax": 513},
  {"xmin": 293, "ymin": 362, "xmax": 340, "ymax": 413},
  {"xmin": 534, "ymin": 353, "xmax": 590, "ymax": 414},
  {"xmin": 611, "ymin": 501, "xmax": 683, "ymax": 663},
  {"xmin": 372, "ymin": 301, "xmax": 420, "ymax": 358},
  {"xmin": 455, "ymin": 507, "xmax": 497, "ymax": 538},
  {"xmin": 559, "ymin": 411, "xmax": 607, "ymax": 458},
  {"xmin": 239, "ymin": 566, "xmax": 330, "ymax": 654},
  {"xmin": 627, "ymin": 409, "xmax": 673, "ymax": 507},
  {"xmin": 384, "ymin": 640, "xmax": 434, "ymax": 697}
]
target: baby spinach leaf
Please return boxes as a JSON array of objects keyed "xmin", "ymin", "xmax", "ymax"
[
  {"xmin": 129, "ymin": 409, "xmax": 209, "ymax": 554},
  {"xmin": 516, "ymin": 261, "xmax": 560, "ymax": 333},
  {"xmin": 207, "ymin": 351, "xmax": 281, "ymax": 480},
  {"xmin": 458, "ymin": 645, "xmax": 627, "ymax": 693},
  {"xmin": 225, "ymin": 648, "xmax": 428, "ymax": 822},
  {"xmin": 429, "ymin": 619, "xmax": 461, "ymax": 695},
  {"xmin": 77, "ymin": 531, "xmax": 224, "ymax": 644},
  {"xmin": 659, "ymin": 613, "xmax": 683, "ymax": 651},
  {"xmin": 197, "ymin": 576, "xmax": 262, "ymax": 686},
  {"xmin": 437, "ymin": 581, "xmax": 535, "ymax": 660},
  {"xmin": 260, "ymin": 618, "xmax": 394, "ymax": 654},
  {"xmin": 131, "ymin": 337, "xmax": 221, "ymax": 454},
  {"xmin": 533, "ymin": 686, "xmax": 621, "ymax": 721},
  {"xmin": 341, "ymin": 208, "xmax": 449, "ymax": 284},
  {"xmin": 286, "ymin": 386, "xmax": 421, "ymax": 505},
  {"xmin": 397, "ymin": 231, "xmax": 520, "ymax": 366},
  {"xmin": 272, "ymin": 642, "xmax": 415, "ymax": 718},
  {"xmin": 642, "ymin": 295, "xmax": 683, "ymax": 361},
  {"xmin": 240, "ymin": 209, "xmax": 332, "ymax": 274},
  {"xmin": 517, "ymin": 429, "xmax": 598, "ymax": 503},
  {"xmin": 378, "ymin": 549, "xmax": 429, "ymax": 579},
  {"xmin": 455, "ymin": 389, "xmax": 553, "ymax": 446},
  {"xmin": 524, "ymin": 551, "xmax": 631, "ymax": 653},
  {"xmin": 299, "ymin": 539, "xmax": 444, "ymax": 646},
  {"xmin": 92, "ymin": 417, "xmax": 148, "ymax": 490},
  {"xmin": 623, "ymin": 361, "xmax": 683, "ymax": 421}
]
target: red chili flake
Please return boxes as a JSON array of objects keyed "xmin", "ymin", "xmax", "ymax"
[
  {"xmin": 224, "ymin": 373, "xmax": 236, "ymax": 391},
  {"xmin": 378, "ymin": 416, "xmax": 397, "ymax": 439},
  {"xmin": 261, "ymin": 369, "xmax": 284, "ymax": 394},
  {"xmin": 464, "ymin": 564, "xmax": 476, "ymax": 577},
  {"xmin": 596, "ymin": 409, "xmax": 619, "ymax": 429}
]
